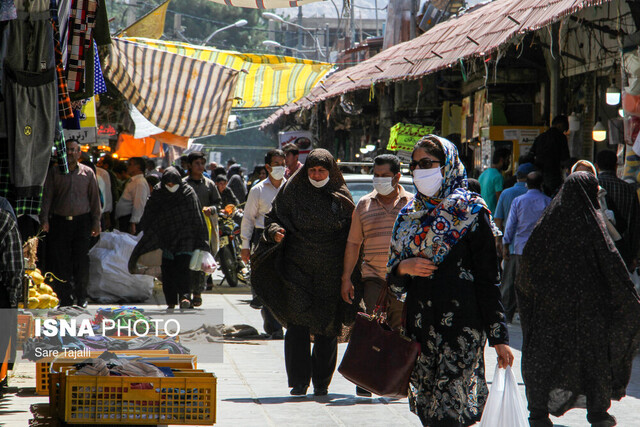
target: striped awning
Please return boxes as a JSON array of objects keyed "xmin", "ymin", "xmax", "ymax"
[
  {"xmin": 124, "ymin": 38, "xmax": 333, "ymax": 108},
  {"xmin": 206, "ymin": 0, "xmax": 323, "ymax": 9},
  {"xmin": 104, "ymin": 38, "xmax": 239, "ymax": 137}
]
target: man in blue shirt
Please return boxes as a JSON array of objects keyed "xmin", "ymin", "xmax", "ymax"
[
  {"xmin": 494, "ymin": 163, "xmax": 535, "ymax": 323},
  {"xmin": 502, "ymin": 171, "xmax": 551, "ymax": 322},
  {"xmin": 478, "ymin": 148, "xmax": 510, "ymax": 213}
]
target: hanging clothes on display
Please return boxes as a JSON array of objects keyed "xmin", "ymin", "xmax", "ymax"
[
  {"xmin": 50, "ymin": 0, "xmax": 73, "ymax": 119},
  {"xmin": 66, "ymin": 0, "xmax": 97, "ymax": 93},
  {"xmin": 93, "ymin": 41, "xmax": 106, "ymax": 95},
  {"xmin": 4, "ymin": 0, "xmax": 57, "ymax": 198}
]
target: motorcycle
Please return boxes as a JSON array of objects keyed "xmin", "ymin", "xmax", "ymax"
[{"xmin": 216, "ymin": 204, "xmax": 249, "ymax": 287}]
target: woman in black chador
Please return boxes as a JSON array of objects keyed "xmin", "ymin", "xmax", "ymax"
[
  {"xmin": 516, "ymin": 171, "xmax": 640, "ymax": 427},
  {"xmin": 251, "ymin": 149, "xmax": 360, "ymax": 397}
]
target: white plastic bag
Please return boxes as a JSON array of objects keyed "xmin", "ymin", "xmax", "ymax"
[
  {"xmin": 479, "ymin": 365, "xmax": 528, "ymax": 427},
  {"xmin": 189, "ymin": 249, "xmax": 217, "ymax": 273},
  {"xmin": 88, "ymin": 231, "xmax": 154, "ymax": 303}
]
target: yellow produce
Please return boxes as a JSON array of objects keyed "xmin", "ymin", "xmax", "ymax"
[
  {"xmin": 50, "ymin": 297, "xmax": 59, "ymax": 308},
  {"xmin": 37, "ymin": 284, "xmax": 54, "ymax": 295},
  {"xmin": 28, "ymin": 288, "xmax": 37, "ymax": 298},
  {"xmin": 29, "ymin": 271, "xmax": 44, "ymax": 286},
  {"xmin": 37, "ymin": 294, "xmax": 54, "ymax": 309},
  {"xmin": 28, "ymin": 297, "xmax": 39, "ymax": 309}
]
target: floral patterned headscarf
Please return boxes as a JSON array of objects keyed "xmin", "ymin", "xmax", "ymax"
[{"xmin": 387, "ymin": 135, "xmax": 500, "ymax": 272}]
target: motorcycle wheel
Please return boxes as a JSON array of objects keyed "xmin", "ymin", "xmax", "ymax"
[{"xmin": 219, "ymin": 245, "xmax": 239, "ymax": 287}]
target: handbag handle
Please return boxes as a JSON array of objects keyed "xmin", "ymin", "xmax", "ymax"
[{"xmin": 372, "ymin": 280, "xmax": 410, "ymax": 334}]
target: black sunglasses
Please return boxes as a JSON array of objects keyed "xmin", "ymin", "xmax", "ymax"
[{"xmin": 409, "ymin": 158, "xmax": 441, "ymax": 171}]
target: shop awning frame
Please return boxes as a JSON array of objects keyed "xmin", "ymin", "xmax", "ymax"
[{"xmin": 261, "ymin": 0, "xmax": 612, "ymax": 129}]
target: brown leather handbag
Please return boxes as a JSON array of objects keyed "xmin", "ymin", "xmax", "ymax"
[{"xmin": 338, "ymin": 286, "xmax": 421, "ymax": 398}]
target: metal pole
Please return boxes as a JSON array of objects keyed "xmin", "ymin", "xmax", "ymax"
[
  {"xmin": 313, "ymin": 28, "xmax": 317, "ymax": 60},
  {"xmin": 297, "ymin": 6, "xmax": 303, "ymax": 50},
  {"xmin": 374, "ymin": 0, "xmax": 379, "ymax": 36},
  {"xmin": 350, "ymin": 0, "xmax": 356, "ymax": 47},
  {"xmin": 549, "ymin": 23, "xmax": 560, "ymax": 121},
  {"xmin": 325, "ymin": 24, "xmax": 330, "ymax": 58},
  {"xmin": 409, "ymin": 0, "xmax": 416, "ymax": 39}
]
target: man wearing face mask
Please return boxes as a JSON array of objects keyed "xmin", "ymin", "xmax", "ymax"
[
  {"xmin": 241, "ymin": 148, "xmax": 286, "ymax": 338},
  {"xmin": 341, "ymin": 154, "xmax": 412, "ymax": 396}
]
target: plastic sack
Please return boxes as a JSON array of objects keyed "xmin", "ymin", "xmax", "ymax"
[
  {"xmin": 88, "ymin": 230, "xmax": 154, "ymax": 303},
  {"xmin": 189, "ymin": 250, "xmax": 217, "ymax": 274},
  {"xmin": 479, "ymin": 365, "xmax": 528, "ymax": 427}
]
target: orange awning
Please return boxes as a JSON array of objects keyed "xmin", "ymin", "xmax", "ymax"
[{"xmin": 115, "ymin": 134, "xmax": 160, "ymax": 159}]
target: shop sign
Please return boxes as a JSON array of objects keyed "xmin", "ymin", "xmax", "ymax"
[
  {"xmin": 98, "ymin": 124, "xmax": 117, "ymax": 136},
  {"xmin": 64, "ymin": 128, "xmax": 97, "ymax": 144},
  {"xmin": 278, "ymin": 130, "xmax": 314, "ymax": 162},
  {"xmin": 387, "ymin": 123, "xmax": 435, "ymax": 152}
]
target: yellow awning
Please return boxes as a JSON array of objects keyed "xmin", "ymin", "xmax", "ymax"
[{"xmin": 123, "ymin": 37, "xmax": 333, "ymax": 108}]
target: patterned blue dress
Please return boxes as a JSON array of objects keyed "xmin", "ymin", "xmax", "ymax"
[{"xmin": 389, "ymin": 210, "xmax": 508, "ymax": 426}]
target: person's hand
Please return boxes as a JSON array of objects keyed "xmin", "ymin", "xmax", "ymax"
[
  {"xmin": 241, "ymin": 248, "xmax": 251, "ymax": 264},
  {"xmin": 502, "ymin": 245, "xmax": 510, "ymax": 261},
  {"xmin": 495, "ymin": 238, "xmax": 503, "ymax": 259},
  {"xmin": 203, "ymin": 206, "xmax": 213, "ymax": 217},
  {"xmin": 129, "ymin": 222, "xmax": 136, "ymax": 235},
  {"xmin": 495, "ymin": 344, "xmax": 514, "ymax": 368},
  {"xmin": 103, "ymin": 214, "xmax": 111, "ymax": 230},
  {"xmin": 91, "ymin": 226, "xmax": 101, "ymax": 237},
  {"xmin": 41, "ymin": 222, "xmax": 49, "ymax": 233},
  {"xmin": 341, "ymin": 277, "xmax": 354, "ymax": 304},
  {"xmin": 397, "ymin": 257, "xmax": 438, "ymax": 277},
  {"xmin": 274, "ymin": 228, "xmax": 285, "ymax": 243}
]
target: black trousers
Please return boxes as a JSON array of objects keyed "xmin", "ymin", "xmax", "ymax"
[
  {"xmin": 161, "ymin": 254, "xmax": 191, "ymax": 306},
  {"xmin": 46, "ymin": 214, "xmax": 91, "ymax": 305},
  {"xmin": 118, "ymin": 214, "xmax": 132, "ymax": 233},
  {"xmin": 284, "ymin": 324, "xmax": 337, "ymax": 389}
]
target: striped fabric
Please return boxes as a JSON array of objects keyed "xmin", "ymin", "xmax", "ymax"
[
  {"xmin": 205, "ymin": 0, "xmax": 322, "ymax": 9},
  {"xmin": 124, "ymin": 37, "xmax": 333, "ymax": 108},
  {"xmin": 104, "ymin": 38, "xmax": 240, "ymax": 137}
]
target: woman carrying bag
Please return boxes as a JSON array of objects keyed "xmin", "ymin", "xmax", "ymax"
[
  {"xmin": 251, "ymin": 149, "xmax": 360, "ymax": 397},
  {"xmin": 387, "ymin": 135, "xmax": 514, "ymax": 426},
  {"xmin": 129, "ymin": 167, "xmax": 210, "ymax": 309}
]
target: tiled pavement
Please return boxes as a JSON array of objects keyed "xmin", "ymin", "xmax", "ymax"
[{"xmin": 2, "ymin": 285, "xmax": 640, "ymax": 426}]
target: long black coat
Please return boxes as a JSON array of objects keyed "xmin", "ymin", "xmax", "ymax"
[
  {"xmin": 516, "ymin": 172, "xmax": 640, "ymax": 416},
  {"xmin": 251, "ymin": 149, "xmax": 361, "ymax": 336}
]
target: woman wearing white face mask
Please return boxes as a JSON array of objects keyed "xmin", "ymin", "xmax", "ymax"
[
  {"xmin": 129, "ymin": 167, "xmax": 209, "ymax": 310},
  {"xmin": 251, "ymin": 149, "xmax": 359, "ymax": 397},
  {"xmin": 387, "ymin": 136, "xmax": 514, "ymax": 426}
]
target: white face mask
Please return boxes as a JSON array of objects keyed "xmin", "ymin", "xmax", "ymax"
[
  {"xmin": 166, "ymin": 184, "xmax": 179, "ymax": 193},
  {"xmin": 309, "ymin": 175, "xmax": 330, "ymax": 188},
  {"xmin": 269, "ymin": 166, "xmax": 285, "ymax": 181},
  {"xmin": 372, "ymin": 177, "xmax": 396, "ymax": 196},
  {"xmin": 413, "ymin": 167, "xmax": 443, "ymax": 197}
]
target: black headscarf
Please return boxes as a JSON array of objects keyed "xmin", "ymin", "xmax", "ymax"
[
  {"xmin": 516, "ymin": 172, "xmax": 640, "ymax": 416},
  {"xmin": 128, "ymin": 167, "xmax": 209, "ymax": 273},
  {"xmin": 250, "ymin": 149, "xmax": 361, "ymax": 336}
]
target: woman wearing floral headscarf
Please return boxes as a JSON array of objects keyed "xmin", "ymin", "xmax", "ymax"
[{"xmin": 387, "ymin": 136, "xmax": 514, "ymax": 426}]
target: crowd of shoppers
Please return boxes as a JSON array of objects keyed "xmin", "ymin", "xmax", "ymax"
[{"xmin": 4, "ymin": 125, "xmax": 639, "ymax": 426}]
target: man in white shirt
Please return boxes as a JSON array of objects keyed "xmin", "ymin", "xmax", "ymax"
[
  {"xmin": 241, "ymin": 148, "xmax": 287, "ymax": 338},
  {"xmin": 95, "ymin": 165, "xmax": 113, "ymax": 230},
  {"xmin": 115, "ymin": 157, "xmax": 150, "ymax": 235}
]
